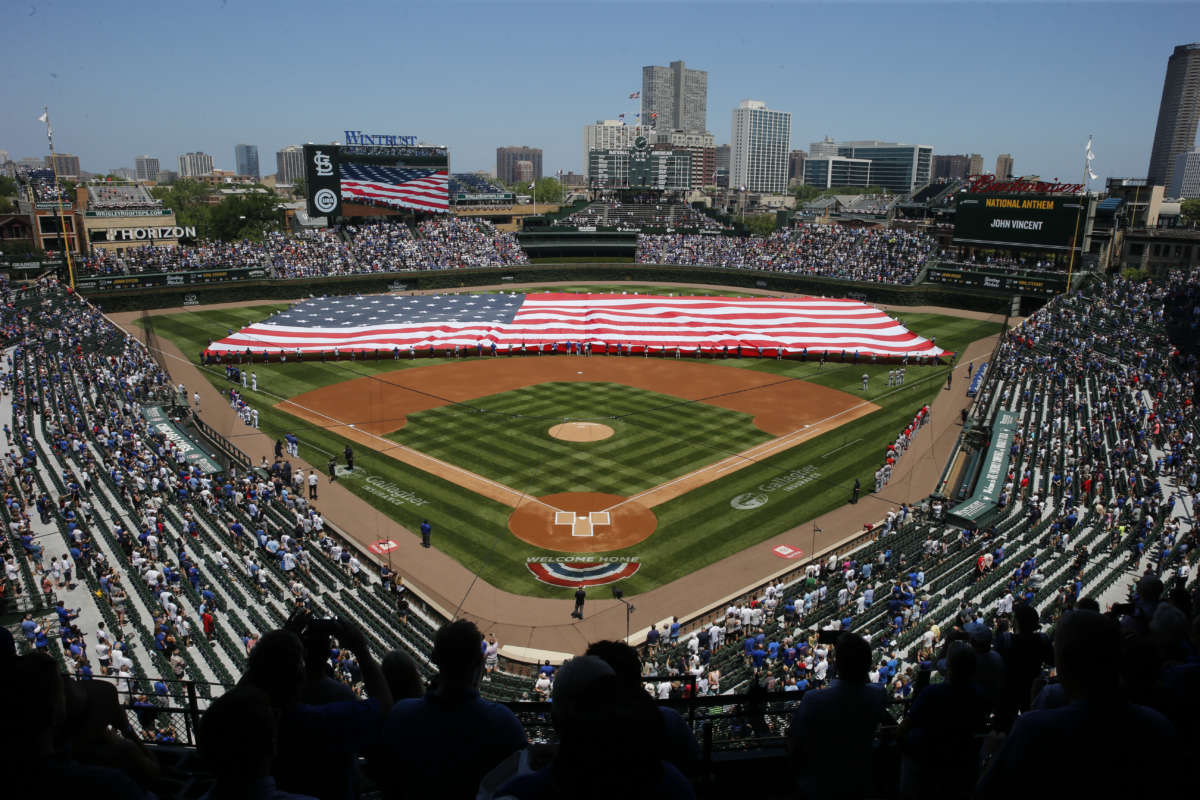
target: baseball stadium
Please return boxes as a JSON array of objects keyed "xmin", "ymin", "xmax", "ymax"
[{"xmin": 3, "ymin": 109, "xmax": 1198, "ymax": 800}]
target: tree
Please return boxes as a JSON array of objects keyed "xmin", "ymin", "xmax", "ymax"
[
  {"xmin": 1182, "ymin": 198, "xmax": 1200, "ymax": 227},
  {"xmin": 0, "ymin": 175, "xmax": 17, "ymax": 197},
  {"xmin": 151, "ymin": 179, "xmax": 215, "ymax": 233},
  {"xmin": 794, "ymin": 185, "xmax": 822, "ymax": 202},
  {"xmin": 532, "ymin": 177, "xmax": 562, "ymax": 204},
  {"xmin": 744, "ymin": 213, "xmax": 777, "ymax": 236},
  {"xmin": 291, "ymin": 177, "xmax": 306, "ymax": 199},
  {"xmin": 206, "ymin": 192, "xmax": 283, "ymax": 241}
]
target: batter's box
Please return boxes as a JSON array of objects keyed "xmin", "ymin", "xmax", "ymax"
[{"xmin": 554, "ymin": 510, "xmax": 611, "ymax": 537}]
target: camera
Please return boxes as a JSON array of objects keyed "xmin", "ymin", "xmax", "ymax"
[{"xmin": 286, "ymin": 607, "xmax": 344, "ymax": 640}]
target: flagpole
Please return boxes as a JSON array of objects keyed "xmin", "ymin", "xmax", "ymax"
[
  {"xmin": 1065, "ymin": 135, "xmax": 1091, "ymax": 294},
  {"xmin": 41, "ymin": 106, "xmax": 76, "ymax": 291}
]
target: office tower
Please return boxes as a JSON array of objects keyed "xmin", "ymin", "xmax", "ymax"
[
  {"xmin": 932, "ymin": 154, "xmax": 970, "ymax": 181},
  {"xmin": 1169, "ymin": 147, "xmax": 1200, "ymax": 197},
  {"xmin": 235, "ymin": 144, "xmax": 260, "ymax": 179},
  {"xmin": 641, "ymin": 60, "xmax": 708, "ymax": 132},
  {"xmin": 995, "ymin": 153, "xmax": 1014, "ymax": 181},
  {"xmin": 178, "ymin": 152, "xmax": 214, "ymax": 178},
  {"xmin": 730, "ymin": 100, "xmax": 791, "ymax": 194},
  {"xmin": 134, "ymin": 156, "xmax": 160, "ymax": 182},
  {"xmin": 275, "ymin": 146, "xmax": 304, "ymax": 185},
  {"xmin": 968, "ymin": 153, "xmax": 984, "ymax": 176},
  {"xmin": 44, "ymin": 153, "xmax": 81, "ymax": 178},
  {"xmin": 835, "ymin": 141, "xmax": 932, "ymax": 193},
  {"xmin": 496, "ymin": 146, "xmax": 543, "ymax": 184},
  {"xmin": 1148, "ymin": 43, "xmax": 1200, "ymax": 190}
]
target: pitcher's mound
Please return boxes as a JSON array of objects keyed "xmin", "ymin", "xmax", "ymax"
[
  {"xmin": 509, "ymin": 492, "xmax": 656, "ymax": 553},
  {"xmin": 548, "ymin": 422, "xmax": 614, "ymax": 442}
]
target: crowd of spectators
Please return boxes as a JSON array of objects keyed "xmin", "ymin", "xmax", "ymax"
[
  {"xmin": 74, "ymin": 219, "xmax": 528, "ymax": 277},
  {"xmin": 637, "ymin": 223, "xmax": 936, "ymax": 284},
  {"xmin": 560, "ymin": 201, "xmax": 723, "ymax": 231},
  {"xmin": 87, "ymin": 184, "xmax": 162, "ymax": 210},
  {"xmin": 1, "ymin": 269, "xmax": 1198, "ymax": 799}
]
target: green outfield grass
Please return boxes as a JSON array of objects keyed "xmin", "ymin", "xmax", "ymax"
[
  {"xmin": 141, "ymin": 297, "xmax": 1003, "ymax": 598},
  {"xmin": 393, "ymin": 382, "xmax": 771, "ymax": 496}
]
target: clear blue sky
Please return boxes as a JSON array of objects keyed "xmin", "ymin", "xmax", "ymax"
[{"xmin": 1, "ymin": 1, "xmax": 1196, "ymax": 183}]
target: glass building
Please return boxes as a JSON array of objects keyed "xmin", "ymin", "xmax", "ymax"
[
  {"xmin": 804, "ymin": 156, "xmax": 872, "ymax": 189},
  {"xmin": 834, "ymin": 141, "xmax": 932, "ymax": 193}
]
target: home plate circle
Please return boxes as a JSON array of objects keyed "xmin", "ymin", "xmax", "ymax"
[
  {"xmin": 548, "ymin": 422, "xmax": 614, "ymax": 442},
  {"xmin": 509, "ymin": 492, "xmax": 656, "ymax": 553}
]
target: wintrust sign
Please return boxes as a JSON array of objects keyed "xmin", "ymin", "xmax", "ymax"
[{"xmin": 106, "ymin": 226, "xmax": 197, "ymax": 241}]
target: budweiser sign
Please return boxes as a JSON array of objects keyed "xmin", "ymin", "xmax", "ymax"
[{"xmin": 965, "ymin": 174, "xmax": 1083, "ymax": 195}]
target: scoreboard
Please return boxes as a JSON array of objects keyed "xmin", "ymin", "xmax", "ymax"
[
  {"xmin": 303, "ymin": 143, "xmax": 450, "ymax": 218},
  {"xmin": 589, "ymin": 136, "xmax": 690, "ymax": 190},
  {"xmin": 953, "ymin": 193, "xmax": 1088, "ymax": 251}
]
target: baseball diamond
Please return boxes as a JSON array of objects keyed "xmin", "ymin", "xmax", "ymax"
[{"xmin": 135, "ymin": 292, "xmax": 1003, "ymax": 599}]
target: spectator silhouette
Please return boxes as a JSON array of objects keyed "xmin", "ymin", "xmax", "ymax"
[
  {"xmin": 375, "ymin": 620, "xmax": 525, "ymax": 799},
  {"xmin": 584, "ymin": 639, "xmax": 700, "ymax": 775},
  {"xmin": 0, "ymin": 652, "xmax": 146, "ymax": 799},
  {"xmin": 976, "ymin": 610, "xmax": 1181, "ymax": 798},
  {"xmin": 380, "ymin": 649, "xmax": 425, "ymax": 703},
  {"xmin": 786, "ymin": 632, "xmax": 891, "ymax": 800},
  {"xmin": 200, "ymin": 685, "xmax": 317, "ymax": 800},
  {"xmin": 899, "ymin": 643, "xmax": 988, "ymax": 799},
  {"xmin": 496, "ymin": 655, "xmax": 694, "ymax": 799},
  {"xmin": 995, "ymin": 604, "xmax": 1053, "ymax": 729},
  {"xmin": 239, "ymin": 622, "xmax": 391, "ymax": 800}
]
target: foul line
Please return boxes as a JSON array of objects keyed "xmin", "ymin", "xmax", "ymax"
[
  {"xmin": 126, "ymin": 335, "xmax": 558, "ymax": 514},
  {"xmin": 126, "ymin": 319, "xmax": 949, "ymax": 521},
  {"xmin": 822, "ymin": 438, "xmax": 864, "ymax": 458}
]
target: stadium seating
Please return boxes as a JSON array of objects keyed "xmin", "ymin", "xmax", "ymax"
[
  {"xmin": 558, "ymin": 201, "xmax": 722, "ymax": 230},
  {"xmin": 1, "ymin": 269, "xmax": 1197, "ymax": 800}
]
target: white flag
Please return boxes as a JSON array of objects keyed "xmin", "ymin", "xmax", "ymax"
[
  {"xmin": 1086, "ymin": 137, "xmax": 1095, "ymax": 161},
  {"xmin": 1088, "ymin": 168, "xmax": 1099, "ymax": 181},
  {"xmin": 37, "ymin": 111, "xmax": 48, "ymax": 123}
]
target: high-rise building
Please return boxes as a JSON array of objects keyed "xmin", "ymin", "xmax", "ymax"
[
  {"xmin": 730, "ymin": 100, "xmax": 791, "ymax": 194},
  {"xmin": 584, "ymin": 121, "xmax": 642, "ymax": 179},
  {"xmin": 496, "ymin": 146, "xmax": 543, "ymax": 185},
  {"xmin": 178, "ymin": 152, "xmax": 213, "ymax": 178},
  {"xmin": 514, "ymin": 160, "xmax": 535, "ymax": 184},
  {"xmin": 235, "ymin": 144, "xmax": 260, "ymax": 180},
  {"xmin": 932, "ymin": 154, "xmax": 970, "ymax": 181},
  {"xmin": 651, "ymin": 129, "xmax": 716, "ymax": 188},
  {"xmin": 44, "ymin": 153, "xmax": 81, "ymax": 178},
  {"xmin": 1148, "ymin": 43, "xmax": 1200, "ymax": 190},
  {"xmin": 275, "ymin": 146, "xmax": 304, "ymax": 185},
  {"xmin": 835, "ymin": 141, "xmax": 932, "ymax": 193},
  {"xmin": 0, "ymin": 150, "xmax": 9, "ymax": 166},
  {"xmin": 809, "ymin": 137, "xmax": 839, "ymax": 159},
  {"xmin": 968, "ymin": 153, "xmax": 984, "ymax": 176},
  {"xmin": 641, "ymin": 60, "xmax": 708, "ymax": 133},
  {"xmin": 715, "ymin": 144, "xmax": 730, "ymax": 188},
  {"xmin": 995, "ymin": 153, "xmax": 1014, "ymax": 181},
  {"xmin": 804, "ymin": 156, "xmax": 872, "ymax": 190},
  {"xmin": 788, "ymin": 150, "xmax": 808, "ymax": 183},
  {"xmin": 1169, "ymin": 147, "xmax": 1200, "ymax": 198},
  {"xmin": 135, "ymin": 155, "xmax": 160, "ymax": 182}
]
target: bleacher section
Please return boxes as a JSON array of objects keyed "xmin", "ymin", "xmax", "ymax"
[
  {"xmin": 557, "ymin": 201, "xmax": 722, "ymax": 231},
  {"xmin": 87, "ymin": 182, "xmax": 162, "ymax": 210}
]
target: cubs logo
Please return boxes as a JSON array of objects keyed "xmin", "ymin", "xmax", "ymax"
[
  {"xmin": 526, "ymin": 559, "xmax": 641, "ymax": 587},
  {"xmin": 313, "ymin": 188, "xmax": 339, "ymax": 214}
]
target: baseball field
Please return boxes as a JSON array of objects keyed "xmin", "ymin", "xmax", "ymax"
[{"xmin": 142, "ymin": 290, "xmax": 1003, "ymax": 599}]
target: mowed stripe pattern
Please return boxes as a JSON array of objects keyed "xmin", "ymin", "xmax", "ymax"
[
  {"xmin": 206, "ymin": 293, "xmax": 946, "ymax": 358},
  {"xmin": 395, "ymin": 382, "xmax": 771, "ymax": 496}
]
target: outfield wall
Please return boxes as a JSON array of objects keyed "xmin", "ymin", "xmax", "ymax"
[{"xmin": 76, "ymin": 262, "xmax": 1023, "ymax": 314}]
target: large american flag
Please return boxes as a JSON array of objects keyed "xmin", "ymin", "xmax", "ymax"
[
  {"xmin": 205, "ymin": 293, "xmax": 946, "ymax": 358},
  {"xmin": 339, "ymin": 163, "xmax": 449, "ymax": 213}
]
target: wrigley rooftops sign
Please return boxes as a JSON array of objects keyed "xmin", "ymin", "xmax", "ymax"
[
  {"xmin": 344, "ymin": 130, "xmax": 419, "ymax": 146},
  {"xmin": 965, "ymin": 174, "xmax": 1084, "ymax": 195}
]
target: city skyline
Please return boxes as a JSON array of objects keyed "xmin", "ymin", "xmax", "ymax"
[{"xmin": 1, "ymin": 2, "xmax": 1196, "ymax": 184}]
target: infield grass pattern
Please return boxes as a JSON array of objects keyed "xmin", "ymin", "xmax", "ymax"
[
  {"xmin": 393, "ymin": 382, "xmax": 771, "ymax": 496},
  {"xmin": 141, "ymin": 297, "xmax": 1003, "ymax": 598}
]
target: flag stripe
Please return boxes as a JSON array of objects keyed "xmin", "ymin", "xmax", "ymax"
[{"xmin": 206, "ymin": 293, "xmax": 945, "ymax": 358}]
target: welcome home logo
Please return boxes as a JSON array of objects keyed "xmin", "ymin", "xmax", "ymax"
[{"xmin": 526, "ymin": 556, "xmax": 641, "ymax": 587}]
